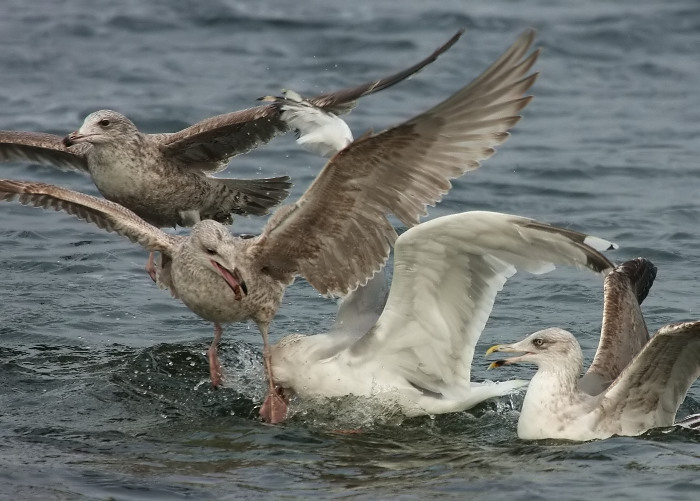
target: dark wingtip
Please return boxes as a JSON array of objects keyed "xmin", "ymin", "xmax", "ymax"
[{"xmin": 613, "ymin": 257, "xmax": 657, "ymax": 305}]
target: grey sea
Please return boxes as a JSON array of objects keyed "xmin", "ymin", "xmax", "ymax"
[{"xmin": 1, "ymin": 0, "xmax": 699, "ymax": 499}]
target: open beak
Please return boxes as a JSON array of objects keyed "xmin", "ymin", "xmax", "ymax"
[
  {"xmin": 62, "ymin": 131, "xmax": 86, "ymax": 147},
  {"xmin": 211, "ymin": 261, "xmax": 248, "ymax": 300},
  {"xmin": 485, "ymin": 343, "xmax": 529, "ymax": 369}
]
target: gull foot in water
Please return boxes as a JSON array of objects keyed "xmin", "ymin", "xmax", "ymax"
[{"xmin": 260, "ymin": 386, "xmax": 288, "ymax": 424}]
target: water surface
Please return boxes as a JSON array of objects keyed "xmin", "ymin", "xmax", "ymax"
[{"xmin": 1, "ymin": 0, "xmax": 699, "ymax": 499}]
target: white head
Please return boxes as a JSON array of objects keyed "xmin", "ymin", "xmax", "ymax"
[
  {"xmin": 63, "ymin": 110, "xmax": 139, "ymax": 147},
  {"xmin": 189, "ymin": 220, "xmax": 248, "ymax": 300},
  {"xmin": 486, "ymin": 327, "xmax": 584, "ymax": 372}
]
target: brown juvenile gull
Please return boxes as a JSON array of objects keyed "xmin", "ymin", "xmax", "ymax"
[
  {"xmin": 486, "ymin": 258, "xmax": 700, "ymax": 441},
  {"xmin": 0, "ymin": 30, "xmax": 465, "ymax": 278},
  {"xmin": 0, "ymin": 28, "xmax": 464, "ymax": 222},
  {"xmin": 0, "ymin": 29, "xmax": 540, "ymax": 423},
  {"xmin": 267, "ymin": 211, "xmax": 616, "ymax": 421}
]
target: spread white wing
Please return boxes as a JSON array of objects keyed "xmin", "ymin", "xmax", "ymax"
[{"xmin": 343, "ymin": 211, "xmax": 615, "ymax": 397}]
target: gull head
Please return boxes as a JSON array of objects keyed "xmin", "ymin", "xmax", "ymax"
[
  {"xmin": 63, "ymin": 110, "xmax": 139, "ymax": 147},
  {"xmin": 190, "ymin": 220, "xmax": 248, "ymax": 300},
  {"xmin": 486, "ymin": 327, "xmax": 582, "ymax": 370}
]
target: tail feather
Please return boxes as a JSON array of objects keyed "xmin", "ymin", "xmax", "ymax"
[{"xmin": 215, "ymin": 175, "xmax": 292, "ymax": 216}]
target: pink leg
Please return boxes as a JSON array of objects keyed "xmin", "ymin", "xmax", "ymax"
[
  {"xmin": 208, "ymin": 323, "xmax": 224, "ymax": 387},
  {"xmin": 258, "ymin": 322, "xmax": 288, "ymax": 424},
  {"xmin": 146, "ymin": 252, "xmax": 157, "ymax": 282},
  {"xmin": 260, "ymin": 386, "xmax": 288, "ymax": 424}
]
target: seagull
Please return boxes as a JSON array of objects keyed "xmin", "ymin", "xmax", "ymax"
[
  {"xmin": 0, "ymin": 28, "xmax": 464, "ymax": 229},
  {"xmin": 486, "ymin": 258, "xmax": 700, "ymax": 441},
  {"xmin": 268, "ymin": 211, "xmax": 616, "ymax": 421},
  {"xmin": 0, "ymin": 29, "xmax": 540, "ymax": 423},
  {"xmin": 0, "ymin": 30, "xmax": 465, "ymax": 278}
]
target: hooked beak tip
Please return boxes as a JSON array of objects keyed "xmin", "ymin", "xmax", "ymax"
[{"xmin": 485, "ymin": 344, "xmax": 501, "ymax": 357}]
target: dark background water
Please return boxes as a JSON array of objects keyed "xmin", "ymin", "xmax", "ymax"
[{"xmin": 1, "ymin": 0, "xmax": 700, "ymax": 499}]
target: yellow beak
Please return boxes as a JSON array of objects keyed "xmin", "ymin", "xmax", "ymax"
[{"xmin": 485, "ymin": 344, "xmax": 502, "ymax": 357}]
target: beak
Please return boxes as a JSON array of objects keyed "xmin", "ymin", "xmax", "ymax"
[
  {"xmin": 485, "ymin": 344, "xmax": 503, "ymax": 357},
  {"xmin": 62, "ymin": 131, "xmax": 85, "ymax": 147},
  {"xmin": 485, "ymin": 343, "xmax": 528, "ymax": 369},
  {"xmin": 211, "ymin": 261, "xmax": 248, "ymax": 300}
]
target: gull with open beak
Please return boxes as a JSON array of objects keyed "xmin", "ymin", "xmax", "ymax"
[
  {"xmin": 0, "ymin": 29, "xmax": 540, "ymax": 423},
  {"xmin": 487, "ymin": 259, "xmax": 700, "ymax": 441}
]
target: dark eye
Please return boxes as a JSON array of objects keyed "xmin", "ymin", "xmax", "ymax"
[
  {"xmin": 205, "ymin": 248, "xmax": 217, "ymax": 256},
  {"xmin": 99, "ymin": 119, "xmax": 110, "ymax": 127},
  {"xmin": 533, "ymin": 338, "xmax": 544, "ymax": 347}
]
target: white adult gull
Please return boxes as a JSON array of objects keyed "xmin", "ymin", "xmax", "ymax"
[
  {"xmin": 267, "ymin": 211, "xmax": 616, "ymax": 421},
  {"xmin": 0, "ymin": 29, "xmax": 540, "ymax": 423},
  {"xmin": 487, "ymin": 258, "xmax": 700, "ymax": 441}
]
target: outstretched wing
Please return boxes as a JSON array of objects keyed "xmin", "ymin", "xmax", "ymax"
[
  {"xmin": 579, "ymin": 258, "xmax": 656, "ymax": 395},
  {"xmin": 0, "ymin": 131, "xmax": 89, "ymax": 172},
  {"xmin": 342, "ymin": 211, "xmax": 615, "ymax": 397},
  {"xmin": 156, "ymin": 30, "xmax": 464, "ymax": 170},
  {"xmin": 0, "ymin": 179, "xmax": 176, "ymax": 253},
  {"xmin": 598, "ymin": 321, "xmax": 700, "ymax": 431},
  {"xmin": 252, "ymin": 30, "xmax": 540, "ymax": 296},
  {"xmin": 329, "ymin": 267, "xmax": 390, "ymax": 339}
]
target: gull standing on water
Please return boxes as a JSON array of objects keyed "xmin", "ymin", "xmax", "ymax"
[
  {"xmin": 267, "ymin": 211, "xmax": 616, "ymax": 421},
  {"xmin": 487, "ymin": 258, "xmax": 700, "ymax": 441},
  {"xmin": 0, "ymin": 29, "xmax": 540, "ymax": 423}
]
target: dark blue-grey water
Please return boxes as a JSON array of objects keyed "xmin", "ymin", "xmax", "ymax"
[{"xmin": 1, "ymin": 0, "xmax": 699, "ymax": 499}]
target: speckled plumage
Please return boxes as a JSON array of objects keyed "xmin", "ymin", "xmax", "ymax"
[
  {"xmin": 0, "ymin": 30, "xmax": 541, "ymax": 423},
  {"xmin": 0, "ymin": 29, "xmax": 466, "ymax": 227},
  {"xmin": 488, "ymin": 259, "xmax": 700, "ymax": 441}
]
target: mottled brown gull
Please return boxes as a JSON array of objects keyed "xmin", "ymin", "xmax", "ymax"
[
  {"xmin": 0, "ymin": 29, "xmax": 464, "ymax": 229},
  {"xmin": 0, "ymin": 28, "xmax": 540, "ymax": 423},
  {"xmin": 487, "ymin": 258, "xmax": 700, "ymax": 441},
  {"xmin": 267, "ymin": 211, "xmax": 616, "ymax": 421}
]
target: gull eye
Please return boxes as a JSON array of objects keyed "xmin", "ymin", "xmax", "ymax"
[
  {"xmin": 205, "ymin": 248, "xmax": 217, "ymax": 256},
  {"xmin": 99, "ymin": 119, "xmax": 110, "ymax": 127},
  {"xmin": 533, "ymin": 338, "xmax": 544, "ymax": 348}
]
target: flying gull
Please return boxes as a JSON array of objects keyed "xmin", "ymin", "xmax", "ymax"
[
  {"xmin": 0, "ymin": 29, "xmax": 540, "ymax": 423},
  {"xmin": 0, "ymin": 28, "xmax": 464, "ymax": 229},
  {"xmin": 487, "ymin": 258, "xmax": 700, "ymax": 441},
  {"xmin": 266, "ymin": 211, "xmax": 616, "ymax": 422},
  {"xmin": 0, "ymin": 31, "xmax": 466, "ymax": 278}
]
